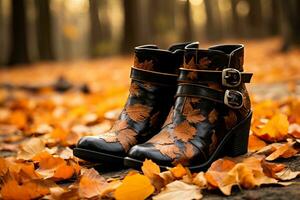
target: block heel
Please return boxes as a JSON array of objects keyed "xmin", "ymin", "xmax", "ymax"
[{"xmin": 224, "ymin": 111, "xmax": 252, "ymax": 157}]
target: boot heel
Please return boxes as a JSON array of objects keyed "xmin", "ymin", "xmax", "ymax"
[{"xmin": 225, "ymin": 112, "xmax": 252, "ymax": 157}]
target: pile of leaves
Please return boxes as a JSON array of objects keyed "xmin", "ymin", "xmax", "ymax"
[{"xmin": 1, "ymin": 93, "xmax": 300, "ymax": 199}]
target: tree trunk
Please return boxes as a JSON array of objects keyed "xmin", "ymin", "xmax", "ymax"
[
  {"xmin": 8, "ymin": 0, "xmax": 29, "ymax": 65},
  {"xmin": 121, "ymin": 0, "xmax": 139, "ymax": 54},
  {"xmin": 35, "ymin": 0, "xmax": 54, "ymax": 60},
  {"xmin": 89, "ymin": 0, "xmax": 102, "ymax": 57},
  {"xmin": 182, "ymin": 0, "xmax": 193, "ymax": 41}
]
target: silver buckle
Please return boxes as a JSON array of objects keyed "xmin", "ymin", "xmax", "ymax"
[
  {"xmin": 222, "ymin": 68, "xmax": 241, "ymax": 87},
  {"xmin": 224, "ymin": 90, "xmax": 243, "ymax": 109}
]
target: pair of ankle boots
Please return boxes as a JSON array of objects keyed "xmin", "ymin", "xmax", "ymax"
[{"xmin": 73, "ymin": 42, "xmax": 253, "ymax": 171}]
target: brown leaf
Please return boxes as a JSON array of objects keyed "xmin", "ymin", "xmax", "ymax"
[
  {"xmin": 129, "ymin": 82, "xmax": 140, "ymax": 97},
  {"xmin": 209, "ymin": 130, "xmax": 218, "ymax": 155},
  {"xmin": 163, "ymin": 108, "xmax": 174, "ymax": 127},
  {"xmin": 125, "ymin": 104, "xmax": 152, "ymax": 122},
  {"xmin": 224, "ymin": 111, "xmax": 237, "ymax": 129},
  {"xmin": 183, "ymin": 143, "xmax": 195, "ymax": 159},
  {"xmin": 150, "ymin": 111, "xmax": 160, "ymax": 127},
  {"xmin": 208, "ymin": 109, "xmax": 218, "ymax": 124},
  {"xmin": 266, "ymin": 142, "xmax": 298, "ymax": 161},
  {"xmin": 182, "ymin": 98, "xmax": 193, "ymax": 115},
  {"xmin": 117, "ymin": 128, "xmax": 137, "ymax": 151},
  {"xmin": 149, "ymin": 130, "xmax": 173, "ymax": 145},
  {"xmin": 275, "ymin": 168, "xmax": 300, "ymax": 181},
  {"xmin": 134, "ymin": 57, "xmax": 154, "ymax": 71},
  {"xmin": 155, "ymin": 144, "xmax": 180, "ymax": 159},
  {"xmin": 17, "ymin": 138, "xmax": 45, "ymax": 160},
  {"xmin": 185, "ymin": 110, "xmax": 206, "ymax": 124},
  {"xmin": 199, "ymin": 57, "xmax": 211, "ymax": 68},
  {"xmin": 79, "ymin": 168, "xmax": 107, "ymax": 198},
  {"xmin": 174, "ymin": 121, "xmax": 196, "ymax": 142},
  {"xmin": 184, "ymin": 57, "xmax": 196, "ymax": 69}
]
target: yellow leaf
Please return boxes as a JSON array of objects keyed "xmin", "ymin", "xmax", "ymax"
[
  {"xmin": 142, "ymin": 159, "xmax": 160, "ymax": 179},
  {"xmin": 153, "ymin": 180, "xmax": 202, "ymax": 200},
  {"xmin": 114, "ymin": 173, "xmax": 154, "ymax": 200},
  {"xmin": 256, "ymin": 113, "xmax": 289, "ymax": 142}
]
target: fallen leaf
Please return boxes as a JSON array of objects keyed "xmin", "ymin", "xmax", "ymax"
[
  {"xmin": 192, "ymin": 172, "xmax": 208, "ymax": 189},
  {"xmin": 256, "ymin": 113, "xmax": 289, "ymax": 142},
  {"xmin": 114, "ymin": 173, "xmax": 155, "ymax": 200},
  {"xmin": 0, "ymin": 178, "xmax": 50, "ymax": 200},
  {"xmin": 266, "ymin": 142, "xmax": 298, "ymax": 161},
  {"xmin": 153, "ymin": 180, "xmax": 202, "ymax": 200},
  {"xmin": 78, "ymin": 168, "xmax": 107, "ymax": 198},
  {"xmin": 168, "ymin": 164, "xmax": 187, "ymax": 179},
  {"xmin": 17, "ymin": 137, "xmax": 45, "ymax": 160},
  {"xmin": 275, "ymin": 168, "xmax": 300, "ymax": 181},
  {"xmin": 248, "ymin": 134, "xmax": 267, "ymax": 152}
]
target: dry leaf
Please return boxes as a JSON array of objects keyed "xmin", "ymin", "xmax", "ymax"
[
  {"xmin": 142, "ymin": 159, "xmax": 160, "ymax": 180},
  {"xmin": 248, "ymin": 134, "xmax": 267, "ymax": 152},
  {"xmin": 78, "ymin": 168, "xmax": 107, "ymax": 198},
  {"xmin": 256, "ymin": 113, "xmax": 289, "ymax": 142},
  {"xmin": 266, "ymin": 142, "xmax": 298, "ymax": 161},
  {"xmin": 275, "ymin": 168, "xmax": 300, "ymax": 181},
  {"xmin": 153, "ymin": 180, "xmax": 202, "ymax": 200},
  {"xmin": 114, "ymin": 173, "xmax": 155, "ymax": 200},
  {"xmin": 1, "ymin": 178, "xmax": 50, "ymax": 200},
  {"xmin": 17, "ymin": 137, "xmax": 45, "ymax": 160},
  {"xmin": 168, "ymin": 164, "xmax": 187, "ymax": 179},
  {"xmin": 192, "ymin": 172, "xmax": 208, "ymax": 189}
]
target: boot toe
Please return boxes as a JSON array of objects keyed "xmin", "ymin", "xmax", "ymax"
[
  {"xmin": 77, "ymin": 136, "xmax": 126, "ymax": 156},
  {"xmin": 128, "ymin": 143, "xmax": 173, "ymax": 166}
]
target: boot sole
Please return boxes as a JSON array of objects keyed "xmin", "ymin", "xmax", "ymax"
[
  {"xmin": 73, "ymin": 148, "xmax": 124, "ymax": 164},
  {"xmin": 124, "ymin": 111, "xmax": 252, "ymax": 172}
]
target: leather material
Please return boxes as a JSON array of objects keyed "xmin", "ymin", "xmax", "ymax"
[
  {"xmin": 76, "ymin": 43, "xmax": 191, "ymax": 159},
  {"xmin": 128, "ymin": 44, "xmax": 252, "ymax": 167},
  {"xmin": 130, "ymin": 67, "xmax": 178, "ymax": 86},
  {"xmin": 178, "ymin": 68, "xmax": 252, "ymax": 84}
]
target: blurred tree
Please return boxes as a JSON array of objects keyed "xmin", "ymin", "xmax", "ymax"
[
  {"xmin": 35, "ymin": 0, "xmax": 54, "ymax": 60},
  {"xmin": 279, "ymin": 0, "xmax": 300, "ymax": 51},
  {"xmin": 204, "ymin": 0, "xmax": 222, "ymax": 40},
  {"xmin": 182, "ymin": 0, "xmax": 193, "ymax": 41},
  {"xmin": 8, "ymin": 0, "xmax": 29, "ymax": 65},
  {"xmin": 89, "ymin": 0, "xmax": 102, "ymax": 57}
]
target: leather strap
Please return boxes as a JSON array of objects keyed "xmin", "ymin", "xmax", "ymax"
[
  {"xmin": 176, "ymin": 83, "xmax": 244, "ymax": 109},
  {"xmin": 178, "ymin": 68, "xmax": 252, "ymax": 87},
  {"xmin": 130, "ymin": 67, "xmax": 178, "ymax": 86}
]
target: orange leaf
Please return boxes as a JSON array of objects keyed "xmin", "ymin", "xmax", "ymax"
[
  {"xmin": 248, "ymin": 134, "xmax": 267, "ymax": 152},
  {"xmin": 0, "ymin": 178, "xmax": 50, "ymax": 200},
  {"xmin": 142, "ymin": 159, "xmax": 160, "ymax": 179},
  {"xmin": 79, "ymin": 168, "xmax": 107, "ymax": 198},
  {"xmin": 168, "ymin": 164, "xmax": 187, "ymax": 179},
  {"xmin": 114, "ymin": 173, "xmax": 154, "ymax": 200},
  {"xmin": 256, "ymin": 113, "xmax": 289, "ymax": 142}
]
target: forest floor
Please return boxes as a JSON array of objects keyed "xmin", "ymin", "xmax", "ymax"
[{"xmin": 1, "ymin": 38, "xmax": 300, "ymax": 199}]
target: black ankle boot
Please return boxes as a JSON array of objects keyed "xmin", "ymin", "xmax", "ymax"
[
  {"xmin": 73, "ymin": 42, "xmax": 192, "ymax": 163},
  {"xmin": 125, "ymin": 43, "xmax": 253, "ymax": 171}
]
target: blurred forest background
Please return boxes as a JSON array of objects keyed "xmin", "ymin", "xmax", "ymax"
[{"xmin": 0, "ymin": 0, "xmax": 300, "ymax": 66}]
